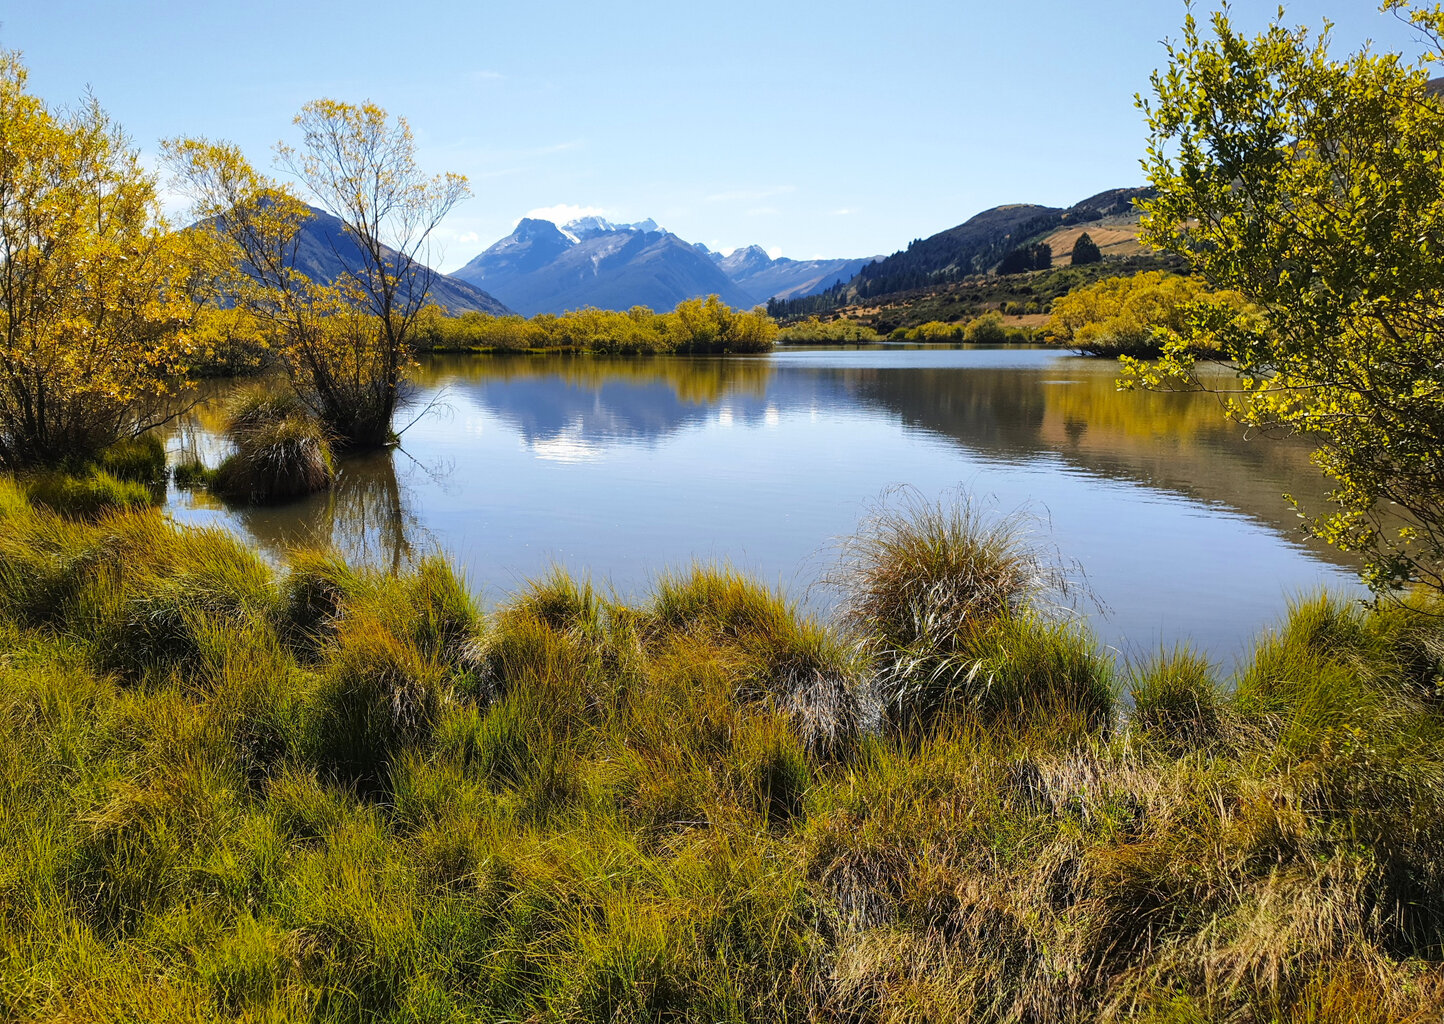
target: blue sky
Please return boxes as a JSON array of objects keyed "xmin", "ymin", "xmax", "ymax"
[{"xmin": 2, "ymin": 2, "xmax": 1432, "ymax": 269}]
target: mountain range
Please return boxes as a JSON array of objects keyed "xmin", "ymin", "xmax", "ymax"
[
  {"xmin": 712, "ymin": 246, "xmax": 878, "ymax": 304},
  {"xmin": 283, "ymin": 187, "xmax": 1150, "ymax": 321},
  {"xmin": 285, "ymin": 205, "xmax": 512, "ymax": 316},
  {"xmin": 450, "ymin": 217, "xmax": 879, "ymax": 317}
]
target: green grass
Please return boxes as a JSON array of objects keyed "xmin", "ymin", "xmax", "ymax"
[
  {"xmin": 1, "ymin": 475, "xmax": 1442, "ymax": 1022},
  {"xmin": 213, "ymin": 418, "xmax": 334, "ymax": 504},
  {"xmin": 171, "ymin": 457, "xmax": 217, "ymax": 491},
  {"xmin": 96, "ymin": 434, "xmax": 167, "ymax": 484},
  {"xmin": 22, "ymin": 468, "xmax": 158, "ymax": 519},
  {"xmin": 828, "ymin": 488, "xmax": 1100, "ymax": 729}
]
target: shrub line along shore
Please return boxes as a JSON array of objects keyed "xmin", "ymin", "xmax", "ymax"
[{"xmin": 2, "ymin": 478, "xmax": 1442, "ymax": 1022}]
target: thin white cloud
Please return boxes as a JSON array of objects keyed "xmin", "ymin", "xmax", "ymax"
[
  {"xmin": 438, "ymin": 140, "xmax": 582, "ymax": 164},
  {"xmin": 706, "ymin": 185, "xmax": 795, "ymax": 203},
  {"xmin": 521, "ymin": 203, "xmax": 610, "ymax": 225},
  {"xmin": 746, "ymin": 206, "xmax": 779, "ymax": 217},
  {"xmin": 465, "ymin": 70, "xmax": 505, "ymax": 83},
  {"xmin": 431, "ymin": 224, "xmax": 493, "ymax": 272},
  {"xmin": 831, "ymin": 208, "xmax": 855, "ymax": 216},
  {"xmin": 470, "ymin": 167, "xmax": 524, "ymax": 181},
  {"xmin": 529, "ymin": 140, "xmax": 582, "ymax": 157}
]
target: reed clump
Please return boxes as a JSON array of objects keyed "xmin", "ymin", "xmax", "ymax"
[{"xmin": 1, "ymin": 476, "xmax": 1442, "ymax": 1023}]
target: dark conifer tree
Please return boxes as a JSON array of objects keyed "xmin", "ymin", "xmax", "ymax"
[
  {"xmin": 1071, "ymin": 232, "xmax": 1103, "ymax": 265},
  {"xmin": 999, "ymin": 248, "xmax": 1034, "ymax": 274}
]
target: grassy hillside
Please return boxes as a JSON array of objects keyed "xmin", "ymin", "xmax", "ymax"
[
  {"xmin": 1036, "ymin": 222, "xmax": 1147, "ymax": 267},
  {"xmin": 768, "ymin": 188, "xmax": 1156, "ymax": 324},
  {"xmin": 2, "ymin": 482, "xmax": 1442, "ymax": 1022},
  {"xmin": 781, "ymin": 254, "xmax": 1184, "ymax": 335}
]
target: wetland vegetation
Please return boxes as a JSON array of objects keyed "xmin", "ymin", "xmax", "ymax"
[{"xmin": 3, "ymin": 480, "xmax": 1443, "ymax": 1022}]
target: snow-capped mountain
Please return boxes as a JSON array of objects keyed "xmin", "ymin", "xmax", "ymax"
[
  {"xmin": 562, "ymin": 216, "xmax": 661, "ymax": 241},
  {"xmin": 451, "ymin": 219, "xmax": 752, "ymax": 316},
  {"xmin": 451, "ymin": 217, "xmax": 876, "ymax": 315}
]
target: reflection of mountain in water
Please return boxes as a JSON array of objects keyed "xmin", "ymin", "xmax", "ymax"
[
  {"xmin": 429, "ymin": 355, "xmax": 783, "ymax": 448},
  {"xmin": 444, "ymin": 353, "xmax": 1350, "ymax": 568},
  {"xmin": 174, "ymin": 352, "xmax": 1355, "ymax": 577},
  {"xmin": 473, "ymin": 376, "xmax": 776, "ymax": 447}
]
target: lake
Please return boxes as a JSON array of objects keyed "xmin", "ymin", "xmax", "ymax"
[{"xmin": 167, "ymin": 345, "xmax": 1362, "ymax": 667}]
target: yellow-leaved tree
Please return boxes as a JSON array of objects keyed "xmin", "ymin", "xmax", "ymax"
[
  {"xmin": 0, "ymin": 51, "xmax": 203, "ymax": 468},
  {"xmin": 1047, "ymin": 271, "xmax": 1251, "ymax": 357},
  {"xmin": 166, "ymin": 101, "xmax": 469, "ymax": 450},
  {"xmin": 1136, "ymin": 2, "xmax": 1444, "ymax": 594}
]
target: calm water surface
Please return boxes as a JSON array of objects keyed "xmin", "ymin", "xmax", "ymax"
[{"xmin": 168, "ymin": 345, "xmax": 1362, "ymax": 666}]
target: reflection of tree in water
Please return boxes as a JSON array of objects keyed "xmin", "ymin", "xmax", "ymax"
[
  {"xmin": 226, "ymin": 449, "xmax": 421, "ymax": 572},
  {"xmin": 415, "ymin": 352, "xmax": 774, "ymax": 405},
  {"xmin": 327, "ymin": 451, "xmax": 417, "ymax": 573},
  {"xmin": 167, "ymin": 351, "xmax": 1365, "ymax": 578},
  {"xmin": 843, "ymin": 363, "xmax": 1358, "ymax": 568}
]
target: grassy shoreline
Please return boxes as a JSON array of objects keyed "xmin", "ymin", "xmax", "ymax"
[{"xmin": 2, "ymin": 481, "xmax": 1442, "ymax": 1022}]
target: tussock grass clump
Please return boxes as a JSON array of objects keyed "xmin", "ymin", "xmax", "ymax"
[
  {"xmin": 1129, "ymin": 645, "xmax": 1221, "ymax": 748},
  {"xmin": 306, "ymin": 614, "xmax": 445, "ymax": 791},
  {"xmin": 478, "ymin": 568, "xmax": 620, "ymax": 712},
  {"xmin": 273, "ymin": 548, "xmax": 361, "ymax": 654},
  {"xmin": 512, "ymin": 564, "xmax": 607, "ymax": 636},
  {"xmin": 87, "ymin": 521, "xmax": 277, "ymax": 681},
  {"xmin": 651, "ymin": 565, "xmax": 878, "ymax": 757},
  {"xmin": 23, "ymin": 469, "xmax": 157, "ymax": 519},
  {"xmin": 213, "ymin": 415, "xmax": 334, "ymax": 504},
  {"xmin": 222, "ymin": 385, "xmax": 314, "ymax": 437},
  {"xmin": 832, "ymin": 490, "xmax": 1104, "ymax": 729},
  {"xmin": 405, "ymin": 553, "xmax": 482, "ymax": 660},
  {"xmin": 0, "ymin": 500, "xmax": 110, "ymax": 625},
  {"xmin": 195, "ymin": 619, "xmax": 303, "ymax": 788},
  {"xmin": 835, "ymin": 491, "xmax": 1059, "ymax": 639},
  {"xmin": 960, "ymin": 613, "xmax": 1115, "ymax": 729},
  {"xmin": 651, "ymin": 563, "xmax": 798, "ymax": 638},
  {"xmin": 169, "ymin": 456, "xmax": 214, "ymax": 491},
  {"xmin": 188, "ymin": 383, "xmax": 336, "ymax": 505}
]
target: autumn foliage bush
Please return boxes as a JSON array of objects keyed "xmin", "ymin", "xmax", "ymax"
[
  {"xmin": 0, "ymin": 53, "xmax": 201, "ymax": 469},
  {"xmin": 415, "ymin": 295, "xmax": 778, "ymax": 354}
]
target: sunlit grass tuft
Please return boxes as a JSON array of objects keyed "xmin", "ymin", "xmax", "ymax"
[
  {"xmin": 1129, "ymin": 645, "xmax": 1220, "ymax": 748},
  {"xmin": 96, "ymin": 434, "xmax": 167, "ymax": 484},
  {"xmin": 831, "ymin": 490, "xmax": 1104, "ymax": 730},
  {"xmin": 213, "ymin": 415, "xmax": 334, "ymax": 504},
  {"xmin": 23, "ymin": 469, "xmax": 157, "ymax": 519}
]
